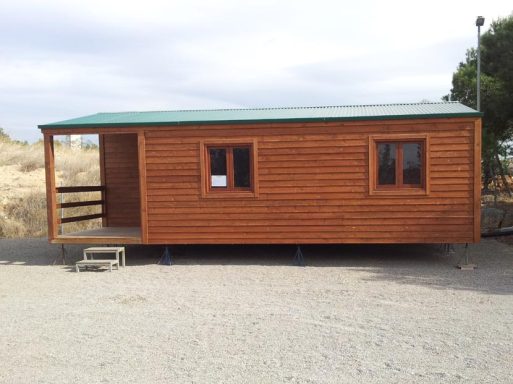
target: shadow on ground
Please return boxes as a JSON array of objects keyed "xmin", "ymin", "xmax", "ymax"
[{"xmin": 1, "ymin": 237, "xmax": 512, "ymax": 295}]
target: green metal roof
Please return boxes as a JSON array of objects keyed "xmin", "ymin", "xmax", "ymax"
[{"xmin": 39, "ymin": 102, "xmax": 481, "ymax": 129}]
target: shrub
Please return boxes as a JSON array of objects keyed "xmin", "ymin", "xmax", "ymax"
[
  {"xmin": 0, "ymin": 127, "xmax": 10, "ymax": 142},
  {"xmin": 19, "ymin": 159, "xmax": 44, "ymax": 173},
  {"xmin": 1, "ymin": 191, "xmax": 48, "ymax": 237},
  {"xmin": 0, "ymin": 141, "xmax": 45, "ymax": 171},
  {"xmin": 55, "ymin": 146, "xmax": 100, "ymax": 185}
]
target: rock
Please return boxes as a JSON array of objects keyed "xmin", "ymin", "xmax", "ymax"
[{"xmin": 481, "ymin": 207, "xmax": 504, "ymax": 231}]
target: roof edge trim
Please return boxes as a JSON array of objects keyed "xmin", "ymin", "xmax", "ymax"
[{"xmin": 39, "ymin": 112, "xmax": 483, "ymax": 130}]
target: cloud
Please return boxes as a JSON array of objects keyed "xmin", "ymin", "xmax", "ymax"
[{"xmin": 1, "ymin": 0, "xmax": 512, "ymax": 141}]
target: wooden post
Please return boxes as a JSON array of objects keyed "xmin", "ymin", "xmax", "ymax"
[
  {"xmin": 98, "ymin": 134, "xmax": 108, "ymax": 227},
  {"xmin": 43, "ymin": 134, "xmax": 57, "ymax": 241},
  {"xmin": 137, "ymin": 131, "xmax": 148, "ymax": 243}
]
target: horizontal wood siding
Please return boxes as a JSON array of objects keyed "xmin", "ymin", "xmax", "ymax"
[
  {"xmin": 143, "ymin": 118, "xmax": 478, "ymax": 244},
  {"xmin": 103, "ymin": 134, "xmax": 141, "ymax": 227}
]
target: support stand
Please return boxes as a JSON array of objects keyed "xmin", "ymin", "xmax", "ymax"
[
  {"xmin": 54, "ymin": 244, "xmax": 67, "ymax": 265},
  {"xmin": 293, "ymin": 245, "xmax": 305, "ymax": 267},
  {"xmin": 441, "ymin": 243, "xmax": 455, "ymax": 256},
  {"xmin": 457, "ymin": 243, "xmax": 476, "ymax": 270},
  {"xmin": 159, "ymin": 246, "xmax": 173, "ymax": 265}
]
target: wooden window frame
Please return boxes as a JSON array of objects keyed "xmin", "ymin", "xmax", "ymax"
[
  {"xmin": 200, "ymin": 138, "xmax": 259, "ymax": 199},
  {"xmin": 369, "ymin": 134, "xmax": 430, "ymax": 196}
]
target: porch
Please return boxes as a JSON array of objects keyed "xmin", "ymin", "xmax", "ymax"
[{"xmin": 43, "ymin": 131, "xmax": 147, "ymax": 245}]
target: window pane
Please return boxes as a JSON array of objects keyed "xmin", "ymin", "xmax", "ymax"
[
  {"xmin": 377, "ymin": 143, "xmax": 396, "ymax": 185},
  {"xmin": 233, "ymin": 147, "xmax": 250, "ymax": 188},
  {"xmin": 403, "ymin": 143, "xmax": 422, "ymax": 185},
  {"xmin": 209, "ymin": 148, "xmax": 227, "ymax": 187}
]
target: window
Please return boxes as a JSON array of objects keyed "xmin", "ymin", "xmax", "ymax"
[
  {"xmin": 208, "ymin": 146, "xmax": 251, "ymax": 190},
  {"xmin": 369, "ymin": 135, "xmax": 428, "ymax": 195},
  {"xmin": 200, "ymin": 139, "xmax": 258, "ymax": 198}
]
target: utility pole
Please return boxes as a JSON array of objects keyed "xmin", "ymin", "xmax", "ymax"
[{"xmin": 476, "ymin": 16, "xmax": 485, "ymax": 111}]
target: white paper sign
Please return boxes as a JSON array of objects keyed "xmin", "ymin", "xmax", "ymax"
[{"xmin": 211, "ymin": 175, "xmax": 227, "ymax": 187}]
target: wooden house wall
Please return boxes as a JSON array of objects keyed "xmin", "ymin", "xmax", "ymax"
[
  {"xmin": 101, "ymin": 133, "xmax": 141, "ymax": 227},
  {"xmin": 141, "ymin": 118, "xmax": 479, "ymax": 244}
]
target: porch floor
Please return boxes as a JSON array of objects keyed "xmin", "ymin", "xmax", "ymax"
[{"xmin": 53, "ymin": 227, "xmax": 142, "ymax": 244}]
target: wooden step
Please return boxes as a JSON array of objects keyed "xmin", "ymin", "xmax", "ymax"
[{"xmin": 76, "ymin": 259, "xmax": 119, "ymax": 272}]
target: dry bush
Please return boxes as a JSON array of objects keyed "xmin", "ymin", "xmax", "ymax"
[
  {"xmin": 0, "ymin": 139, "xmax": 100, "ymax": 181},
  {"xmin": 55, "ymin": 145, "xmax": 100, "ymax": 185},
  {"xmin": 0, "ymin": 191, "xmax": 47, "ymax": 237},
  {"xmin": 19, "ymin": 159, "xmax": 43, "ymax": 173},
  {"xmin": 0, "ymin": 141, "xmax": 45, "ymax": 172},
  {"xmin": 0, "ymin": 190, "xmax": 103, "ymax": 238},
  {"xmin": 0, "ymin": 219, "xmax": 24, "ymax": 238}
]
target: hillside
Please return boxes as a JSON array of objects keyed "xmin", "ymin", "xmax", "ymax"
[{"xmin": 0, "ymin": 136, "xmax": 100, "ymax": 237}]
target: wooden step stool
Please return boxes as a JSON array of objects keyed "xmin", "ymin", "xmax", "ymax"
[{"xmin": 75, "ymin": 246, "xmax": 125, "ymax": 272}]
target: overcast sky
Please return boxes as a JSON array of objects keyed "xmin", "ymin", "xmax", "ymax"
[{"xmin": 1, "ymin": 0, "xmax": 512, "ymax": 142}]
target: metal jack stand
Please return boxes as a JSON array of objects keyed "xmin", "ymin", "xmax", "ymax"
[
  {"xmin": 441, "ymin": 243, "xmax": 455, "ymax": 256},
  {"xmin": 293, "ymin": 245, "xmax": 305, "ymax": 267},
  {"xmin": 457, "ymin": 243, "xmax": 476, "ymax": 270},
  {"xmin": 159, "ymin": 246, "xmax": 173, "ymax": 265},
  {"xmin": 54, "ymin": 244, "xmax": 67, "ymax": 265}
]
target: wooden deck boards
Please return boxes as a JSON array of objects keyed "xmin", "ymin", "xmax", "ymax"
[{"xmin": 53, "ymin": 227, "xmax": 141, "ymax": 244}]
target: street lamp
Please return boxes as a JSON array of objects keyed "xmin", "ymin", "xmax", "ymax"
[{"xmin": 476, "ymin": 16, "xmax": 485, "ymax": 111}]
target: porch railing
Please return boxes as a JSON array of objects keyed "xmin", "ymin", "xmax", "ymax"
[{"xmin": 56, "ymin": 186, "xmax": 106, "ymax": 224}]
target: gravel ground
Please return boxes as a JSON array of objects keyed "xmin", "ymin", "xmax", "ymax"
[{"xmin": 0, "ymin": 238, "xmax": 512, "ymax": 383}]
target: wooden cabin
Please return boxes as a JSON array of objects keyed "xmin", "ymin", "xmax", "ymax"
[{"xmin": 39, "ymin": 102, "xmax": 482, "ymax": 245}]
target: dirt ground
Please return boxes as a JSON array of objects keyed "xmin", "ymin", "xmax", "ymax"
[{"xmin": 0, "ymin": 238, "xmax": 512, "ymax": 383}]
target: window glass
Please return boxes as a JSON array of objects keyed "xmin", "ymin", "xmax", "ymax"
[
  {"xmin": 233, "ymin": 147, "xmax": 250, "ymax": 188},
  {"xmin": 403, "ymin": 143, "xmax": 422, "ymax": 185},
  {"xmin": 377, "ymin": 143, "xmax": 396, "ymax": 185},
  {"xmin": 209, "ymin": 148, "xmax": 227, "ymax": 187}
]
